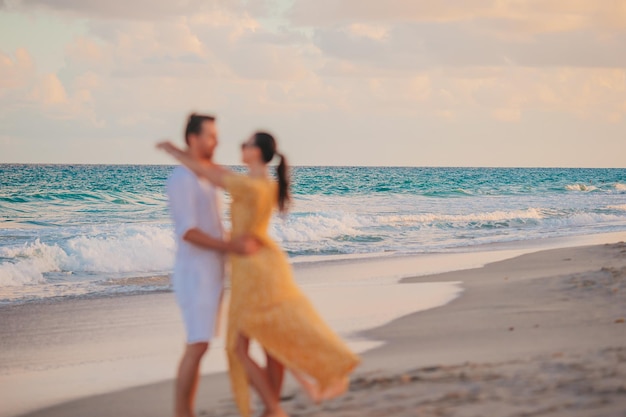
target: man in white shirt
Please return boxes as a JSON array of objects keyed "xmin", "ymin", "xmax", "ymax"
[{"xmin": 167, "ymin": 113, "xmax": 257, "ymax": 417}]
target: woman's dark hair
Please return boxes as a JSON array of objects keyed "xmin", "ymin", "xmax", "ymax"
[
  {"xmin": 185, "ymin": 113, "xmax": 215, "ymax": 145},
  {"xmin": 253, "ymin": 131, "xmax": 290, "ymax": 212}
]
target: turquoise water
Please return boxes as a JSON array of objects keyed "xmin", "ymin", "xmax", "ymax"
[{"xmin": 1, "ymin": 165, "xmax": 625, "ymax": 303}]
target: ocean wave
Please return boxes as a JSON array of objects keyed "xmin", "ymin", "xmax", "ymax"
[
  {"xmin": 269, "ymin": 207, "xmax": 626, "ymax": 244},
  {"xmin": 375, "ymin": 208, "xmax": 544, "ymax": 226},
  {"xmin": 0, "ymin": 239, "xmax": 61, "ymax": 286},
  {"xmin": 3, "ymin": 206, "xmax": 625, "ymax": 289},
  {"xmin": 421, "ymin": 188, "xmax": 474, "ymax": 197},
  {"xmin": 271, "ymin": 213, "xmax": 363, "ymax": 242},
  {"xmin": 0, "ymin": 226, "xmax": 175, "ymax": 287},
  {"xmin": 63, "ymin": 226, "xmax": 175, "ymax": 272},
  {"xmin": 542, "ymin": 212, "xmax": 626, "ymax": 228},
  {"xmin": 565, "ymin": 184, "xmax": 598, "ymax": 192}
]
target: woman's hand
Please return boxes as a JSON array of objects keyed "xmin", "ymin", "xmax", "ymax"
[
  {"xmin": 156, "ymin": 141, "xmax": 184, "ymax": 157},
  {"xmin": 156, "ymin": 140, "xmax": 228, "ymax": 188}
]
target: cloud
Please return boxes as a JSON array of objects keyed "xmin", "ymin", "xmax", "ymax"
[
  {"xmin": 0, "ymin": 48, "xmax": 35, "ymax": 92},
  {"xmin": 492, "ymin": 108, "xmax": 521, "ymax": 122},
  {"xmin": 288, "ymin": 0, "xmax": 626, "ymax": 33},
  {"xmin": 59, "ymin": 10, "xmax": 315, "ymax": 81},
  {"xmin": 65, "ymin": 37, "xmax": 105, "ymax": 66},
  {"xmin": 312, "ymin": 22, "xmax": 626, "ymax": 71},
  {"xmin": 12, "ymin": 0, "xmax": 241, "ymax": 20},
  {"xmin": 348, "ymin": 23, "xmax": 390, "ymax": 40},
  {"xmin": 446, "ymin": 67, "xmax": 626, "ymax": 122},
  {"xmin": 0, "ymin": 47, "xmax": 105, "ymax": 129},
  {"xmin": 30, "ymin": 73, "xmax": 67, "ymax": 103},
  {"xmin": 64, "ymin": 18, "xmax": 217, "ymax": 79},
  {"xmin": 289, "ymin": 0, "xmax": 493, "ymax": 26},
  {"xmin": 286, "ymin": 65, "xmax": 626, "ymax": 126}
]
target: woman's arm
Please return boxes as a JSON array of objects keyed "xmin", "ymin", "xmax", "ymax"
[{"xmin": 157, "ymin": 141, "xmax": 228, "ymax": 188}]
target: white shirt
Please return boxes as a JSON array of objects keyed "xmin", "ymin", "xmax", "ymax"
[{"xmin": 167, "ymin": 166, "xmax": 225, "ymax": 278}]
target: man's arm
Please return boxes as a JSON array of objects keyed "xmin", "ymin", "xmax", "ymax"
[
  {"xmin": 183, "ymin": 228, "xmax": 258, "ymax": 255},
  {"xmin": 168, "ymin": 170, "xmax": 258, "ymax": 256}
]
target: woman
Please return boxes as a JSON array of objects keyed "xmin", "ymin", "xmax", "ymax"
[{"xmin": 158, "ymin": 132, "xmax": 359, "ymax": 417}]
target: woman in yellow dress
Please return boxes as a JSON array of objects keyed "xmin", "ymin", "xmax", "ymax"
[{"xmin": 158, "ymin": 132, "xmax": 360, "ymax": 417}]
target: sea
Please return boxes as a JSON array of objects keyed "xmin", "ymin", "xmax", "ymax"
[{"xmin": 1, "ymin": 165, "xmax": 625, "ymax": 305}]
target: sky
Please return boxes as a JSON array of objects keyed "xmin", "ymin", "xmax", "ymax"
[{"xmin": 0, "ymin": 0, "xmax": 625, "ymax": 167}]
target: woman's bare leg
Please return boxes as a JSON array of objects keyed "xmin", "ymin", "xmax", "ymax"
[
  {"xmin": 265, "ymin": 351, "xmax": 285, "ymax": 401},
  {"xmin": 235, "ymin": 334, "xmax": 287, "ymax": 417}
]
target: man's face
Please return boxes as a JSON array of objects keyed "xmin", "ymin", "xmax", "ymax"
[{"xmin": 191, "ymin": 120, "xmax": 218, "ymax": 159}]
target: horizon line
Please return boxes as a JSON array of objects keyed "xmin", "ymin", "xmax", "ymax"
[{"xmin": 0, "ymin": 163, "xmax": 625, "ymax": 169}]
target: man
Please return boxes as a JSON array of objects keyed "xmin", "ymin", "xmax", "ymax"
[{"xmin": 167, "ymin": 113, "xmax": 257, "ymax": 417}]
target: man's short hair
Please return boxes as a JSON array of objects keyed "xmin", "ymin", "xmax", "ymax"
[{"xmin": 185, "ymin": 113, "xmax": 216, "ymax": 145}]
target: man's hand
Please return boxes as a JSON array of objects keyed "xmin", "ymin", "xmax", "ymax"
[
  {"xmin": 183, "ymin": 229, "xmax": 261, "ymax": 255},
  {"xmin": 230, "ymin": 235, "xmax": 261, "ymax": 255}
]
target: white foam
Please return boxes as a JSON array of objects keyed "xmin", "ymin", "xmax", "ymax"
[
  {"xmin": 544, "ymin": 212, "xmax": 625, "ymax": 227},
  {"xmin": 0, "ymin": 226, "xmax": 175, "ymax": 287},
  {"xmin": 63, "ymin": 226, "xmax": 175, "ymax": 273},
  {"xmin": 565, "ymin": 184, "xmax": 597, "ymax": 192},
  {"xmin": 376, "ymin": 208, "xmax": 544, "ymax": 225},
  {"xmin": 270, "ymin": 213, "xmax": 362, "ymax": 242},
  {"xmin": 0, "ymin": 240, "xmax": 66, "ymax": 286},
  {"xmin": 269, "ymin": 207, "xmax": 626, "ymax": 247},
  {"xmin": 3, "ymin": 206, "xmax": 626, "ymax": 291},
  {"xmin": 268, "ymin": 208, "xmax": 550, "ymax": 244},
  {"xmin": 607, "ymin": 204, "xmax": 626, "ymax": 212}
]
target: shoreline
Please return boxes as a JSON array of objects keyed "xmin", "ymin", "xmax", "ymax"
[{"xmin": 2, "ymin": 233, "xmax": 626, "ymax": 416}]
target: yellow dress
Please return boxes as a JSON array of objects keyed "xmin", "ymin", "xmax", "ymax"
[{"xmin": 223, "ymin": 172, "xmax": 360, "ymax": 417}]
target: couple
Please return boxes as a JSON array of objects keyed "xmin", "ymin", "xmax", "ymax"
[{"xmin": 161, "ymin": 114, "xmax": 359, "ymax": 417}]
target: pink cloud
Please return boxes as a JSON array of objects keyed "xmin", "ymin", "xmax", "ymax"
[{"xmin": 0, "ymin": 48, "xmax": 35, "ymax": 92}]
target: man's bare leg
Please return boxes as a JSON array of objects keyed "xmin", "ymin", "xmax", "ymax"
[{"xmin": 175, "ymin": 342, "xmax": 209, "ymax": 417}]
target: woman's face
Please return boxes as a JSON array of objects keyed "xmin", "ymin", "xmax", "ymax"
[{"xmin": 241, "ymin": 135, "xmax": 261, "ymax": 165}]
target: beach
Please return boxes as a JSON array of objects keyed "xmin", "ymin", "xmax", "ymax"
[
  {"xmin": 2, "ymin": 233, "xmax": 626, "ymax": 417},
  {"xmin": 3, "ymin": 0, "xmax": 626, "ymax": 414}
]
